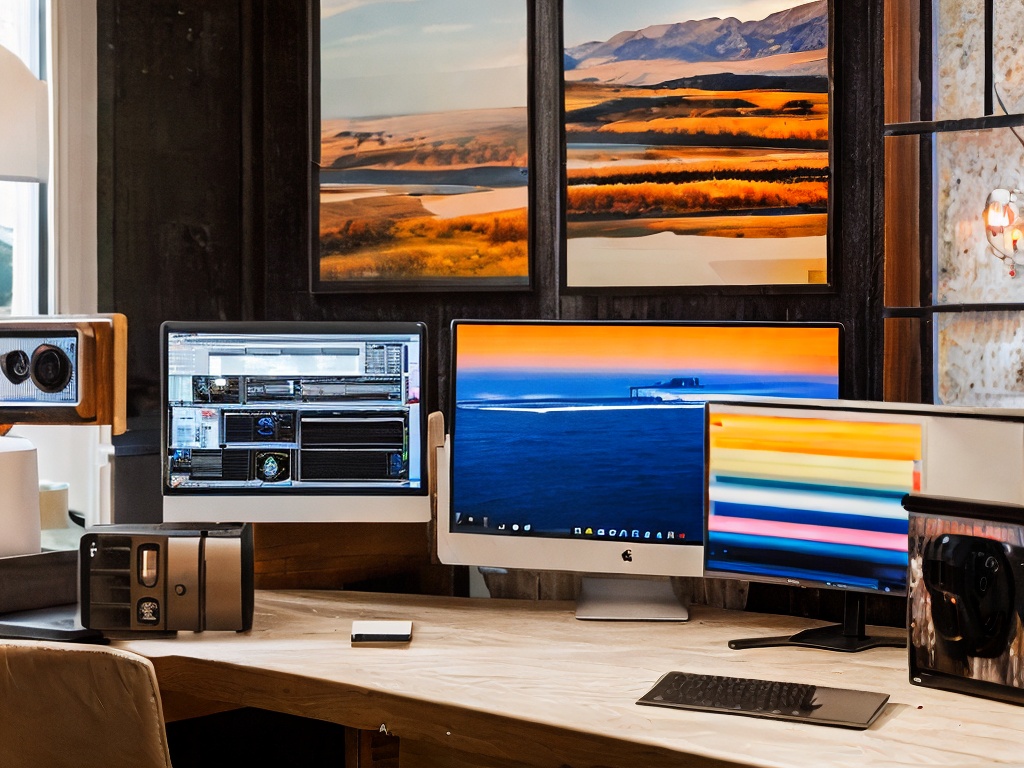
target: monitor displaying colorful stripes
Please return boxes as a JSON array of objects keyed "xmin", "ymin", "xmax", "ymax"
[{"xmin": 705, "ymin": 405, "xmax": 923, "ymax": 595}]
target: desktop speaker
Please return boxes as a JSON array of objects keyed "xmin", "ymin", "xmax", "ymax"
[
  {"xmin": 0, "ymin": 314, "xmax": 127, "ymax": 433},
  {"xmin": 905, "ymin": 493, "xmax": 1024, "ymax": 706},
  {"xmin": 80, "ymin": 523, "xmax": 254, "ymax": 633}
]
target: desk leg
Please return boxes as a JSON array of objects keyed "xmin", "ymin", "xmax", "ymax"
[{"xmin": 346, "ymin": 728, "xmax": 400, "ymax": 768}]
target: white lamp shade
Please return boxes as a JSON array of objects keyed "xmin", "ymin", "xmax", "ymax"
[
  {"xmin": 0, "ymin": 42, "xmax": 49, "ymax": 183},
  {"xmin": 0, "ymin": 435, "xmax": 41, "ymax": 557}
]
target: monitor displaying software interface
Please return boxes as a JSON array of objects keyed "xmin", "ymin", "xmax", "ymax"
[
  {"xmin": 161, "ymin": 322, "xmax": 429, "ymax": 523},
  {"xmin": 440, "ymin": 321, "xmax": 843, "ymax": 577}
]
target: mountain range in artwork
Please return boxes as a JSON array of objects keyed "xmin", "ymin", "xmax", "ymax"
[
  {"xmin": 565, "ymin": 1, "xmax": 827, "ymax": 73},
  {"xmin": 563, "ymin": 0, "xmax": 830, "ymax": 287}
]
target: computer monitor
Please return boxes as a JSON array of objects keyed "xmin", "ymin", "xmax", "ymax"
[
  {"xmin": 705, "ymin": 399, "xmax": 1024, "ymax": 651},
  {"xmin": 437, "ymin": 320, "xmax": 843, "ymax": 620},
  {"xmin": 161, "ymin": 321, "xmax": 430, "ymax": 523}
]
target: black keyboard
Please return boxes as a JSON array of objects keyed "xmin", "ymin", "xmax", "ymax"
[{"xmin": 637, "ymin": 671, "xmax": 889, "ymax": 729}]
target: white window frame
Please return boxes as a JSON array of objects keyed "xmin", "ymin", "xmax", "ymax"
[
  {"xmin": 0, "ymin": 0, "xmax": 44, "ymax": 317},
  {"xmin": 49, "ymin": 0, "xmax": 97, "ymax": 317},
  {"xmin": 11, "ymin": 0, "xmax": 107, "ymax": 527}
]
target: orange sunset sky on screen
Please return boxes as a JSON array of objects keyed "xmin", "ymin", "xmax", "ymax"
[{"xmin": 456, "ymin": 324, "xmax": 840, "ymax": 376}]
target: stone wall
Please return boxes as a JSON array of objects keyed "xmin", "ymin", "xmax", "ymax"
[{"xmin": 933, "ymin": 0, "xmax": 1024, "ymax": 404}]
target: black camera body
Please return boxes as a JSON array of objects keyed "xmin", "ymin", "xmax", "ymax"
[{"xmin": 923, "ymin": 534, "xmax": 1016, "ymax": 659}]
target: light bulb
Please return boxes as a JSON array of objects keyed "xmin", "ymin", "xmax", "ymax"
[{"xmin": 986, "ymin": 200, "xmax": 1010, "ymax": 230}]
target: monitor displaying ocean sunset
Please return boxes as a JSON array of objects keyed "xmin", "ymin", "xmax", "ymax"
[{"xmin": 451, "ymin": 322, "xmax": 841, "ymax": 542}]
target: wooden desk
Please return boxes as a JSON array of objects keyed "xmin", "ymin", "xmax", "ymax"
[{"xmin": 116, "ymin": 590, "xmax": 1023, "ymax": 768}]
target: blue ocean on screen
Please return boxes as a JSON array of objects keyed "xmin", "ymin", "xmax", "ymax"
[{"xmin": 452, "ymin": 370, "xmax": 837, "ymax": 543}]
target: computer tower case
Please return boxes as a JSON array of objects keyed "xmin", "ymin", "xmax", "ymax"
[{"xmin": 80, "ymin": 523, "xmax": 253, "ymax": 632}]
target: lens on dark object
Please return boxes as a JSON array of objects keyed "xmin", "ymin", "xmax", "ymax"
[
  {"xmin": 30, "ymin": 344, "xmax": 73, "ymax": 393},
  {"xmin": 1, "ymin": 350, "xmax": 31, "ymax": 385}
]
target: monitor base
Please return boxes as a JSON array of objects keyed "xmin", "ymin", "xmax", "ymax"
[
  {"xmin": 728, "ymin": 624, "xmax": 906, "ymax": 653},
  {"xmin": 728, "ymin": 591, "xmax": 906, "ymax": 652},
  {"xmin": 575, "ymin": 576, "xmax": 688, "ymax": 622}
]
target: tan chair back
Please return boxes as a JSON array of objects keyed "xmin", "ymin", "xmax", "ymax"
[{"xmin": 0, "ymin": 639, "xmax": 172, "ymax": 768}]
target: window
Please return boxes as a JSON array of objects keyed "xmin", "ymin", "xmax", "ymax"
[
  {"xmin": 4, "ymin": 1, "xmax": 105, "ymax": 527},
  {"xmin": 884, "ymin": 1, "xmax": 1024, "ymax": 406},
  {"xmin": 0, "ymin": 0, "xmax": 45, "ymax": 316}
]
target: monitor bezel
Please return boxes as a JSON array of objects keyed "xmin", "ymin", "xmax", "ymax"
[
  {"xmin": 160, "ymin": 320, "xmax": 430, "ymax": 524},
  {"xmin": 439, "ymin": 319, "xmax": 845, "ymax": 577}
]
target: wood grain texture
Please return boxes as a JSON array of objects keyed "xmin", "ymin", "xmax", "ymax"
[
  {"xmin": 252, "ymin": 523, "xmax": 437, "ymax": 590},
  {"xmin": 883, "ymin": 0, "xmax": 921, "ymax": 125},
  {"xmin": 882, "ymin": 0, "xmax": 923, "ymax": 403},
  {"xmin": 118, "ymin": 590, "xmax": 1024, "ymax": 768},
  {"xmin": 158, "ymin": 690, "xmax": 240, "ymax": 723},
  {"xmin": 98, "ymin": 0, "xmax": 246, "ymax": 418}
]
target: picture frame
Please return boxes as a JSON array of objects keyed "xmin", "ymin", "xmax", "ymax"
[
  {"xmin": 561, "ymin": 0, "xmax": 832, "ymax": 291},
  {"xmin": 311, "ymin": 0, "xmax": 532, "ymax": 293}
]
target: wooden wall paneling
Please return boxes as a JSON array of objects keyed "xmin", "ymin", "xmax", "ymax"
[
  {"xmin": 99, "ymin": 0, "xmax": 888, "ymax": 416},
  {"xmin": 240, "ymin": 3, "xmax": 265, "ymax": 321},
  {"xmin": 98, "ymin": 0, "xmax": 247, "ymax": 415},
  {"xmin": 252, "ymin": 522, "xmax": 439, "ymax": 591},
  {"xmin": 883, "ymin": 0, "xmax": 923, "ymax": 403},
  {"xmin": 97, "ymin": 0, "xmax": 889, "ymax": 600},
  {"xmin": 97, "ymin": 0, "xmax": 890, "ymax": 420},
  {"xmin": 883, "ymin": 0, "xmax": 921, "ymax": 125},
  {"xmin": 831, "ymin": 0, "xmax": 886, "ymax": 403},
  {"xmin": 882, "ymin": 129, "xmax": 923, "ymax": 403}
]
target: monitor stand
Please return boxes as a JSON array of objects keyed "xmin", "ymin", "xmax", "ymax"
[
  {"xmin": 727, "ymin": 592, "xmax": 906, "ymax": 652},
  {"xmin": 575, "ymin": 576, "xmax": 689, "ymax": 622}
]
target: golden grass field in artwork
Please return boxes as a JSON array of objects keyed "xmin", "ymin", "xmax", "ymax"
[
  {"xmin": 318, "ymin": 108, "xmax": 530, "ymax": 282},
  {"xmin": 568, "ymin": 179, "xmax": 828, "ymax": 219},
  {"xmin": 605, "ymin": 114, "xmax": 827, "ymax": 143},
  {"xmin": 566, "ymin": 150, "xmax": 828, "ymax": 179},
  {"xmin": 564, "ymin": 79, "xmax": 829, "ymax": 233},
  {"xmin": 564, "ymin": 85, "xmax": 827, "ymax": 134},
  {"xmin": 321, "ymin": 109, "xmax": 528, "ymax": 171},
  {"xmin": 319, "ymin": 200, "xmax": 527, "ymax": 281}
]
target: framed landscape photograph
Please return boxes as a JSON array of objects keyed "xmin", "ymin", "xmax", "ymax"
[
  {"xmin": 562, "ymin": 0, "xmax": 831, "ymax": 290},
  {"xmin": 313, "ymin": 0, "xmax": 531, "ymax": 292}
]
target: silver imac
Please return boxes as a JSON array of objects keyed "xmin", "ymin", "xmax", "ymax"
[{"xmin": 161, "ymin": 321, "xmax": 430, "ymax": 523}]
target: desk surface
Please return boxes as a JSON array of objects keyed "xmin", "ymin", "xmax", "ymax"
[{"xmin": 117, "ymin": 590, "xmax": 1023, "ymax": 768}]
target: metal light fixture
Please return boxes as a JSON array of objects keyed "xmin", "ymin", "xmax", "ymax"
[
  {"xmin": 0, "ymin": 42, "xmax": 49, "ymax": 183},
  {"xmin": 984, "ymin": 187, "xmax": 1023, "ymax": 277}
]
